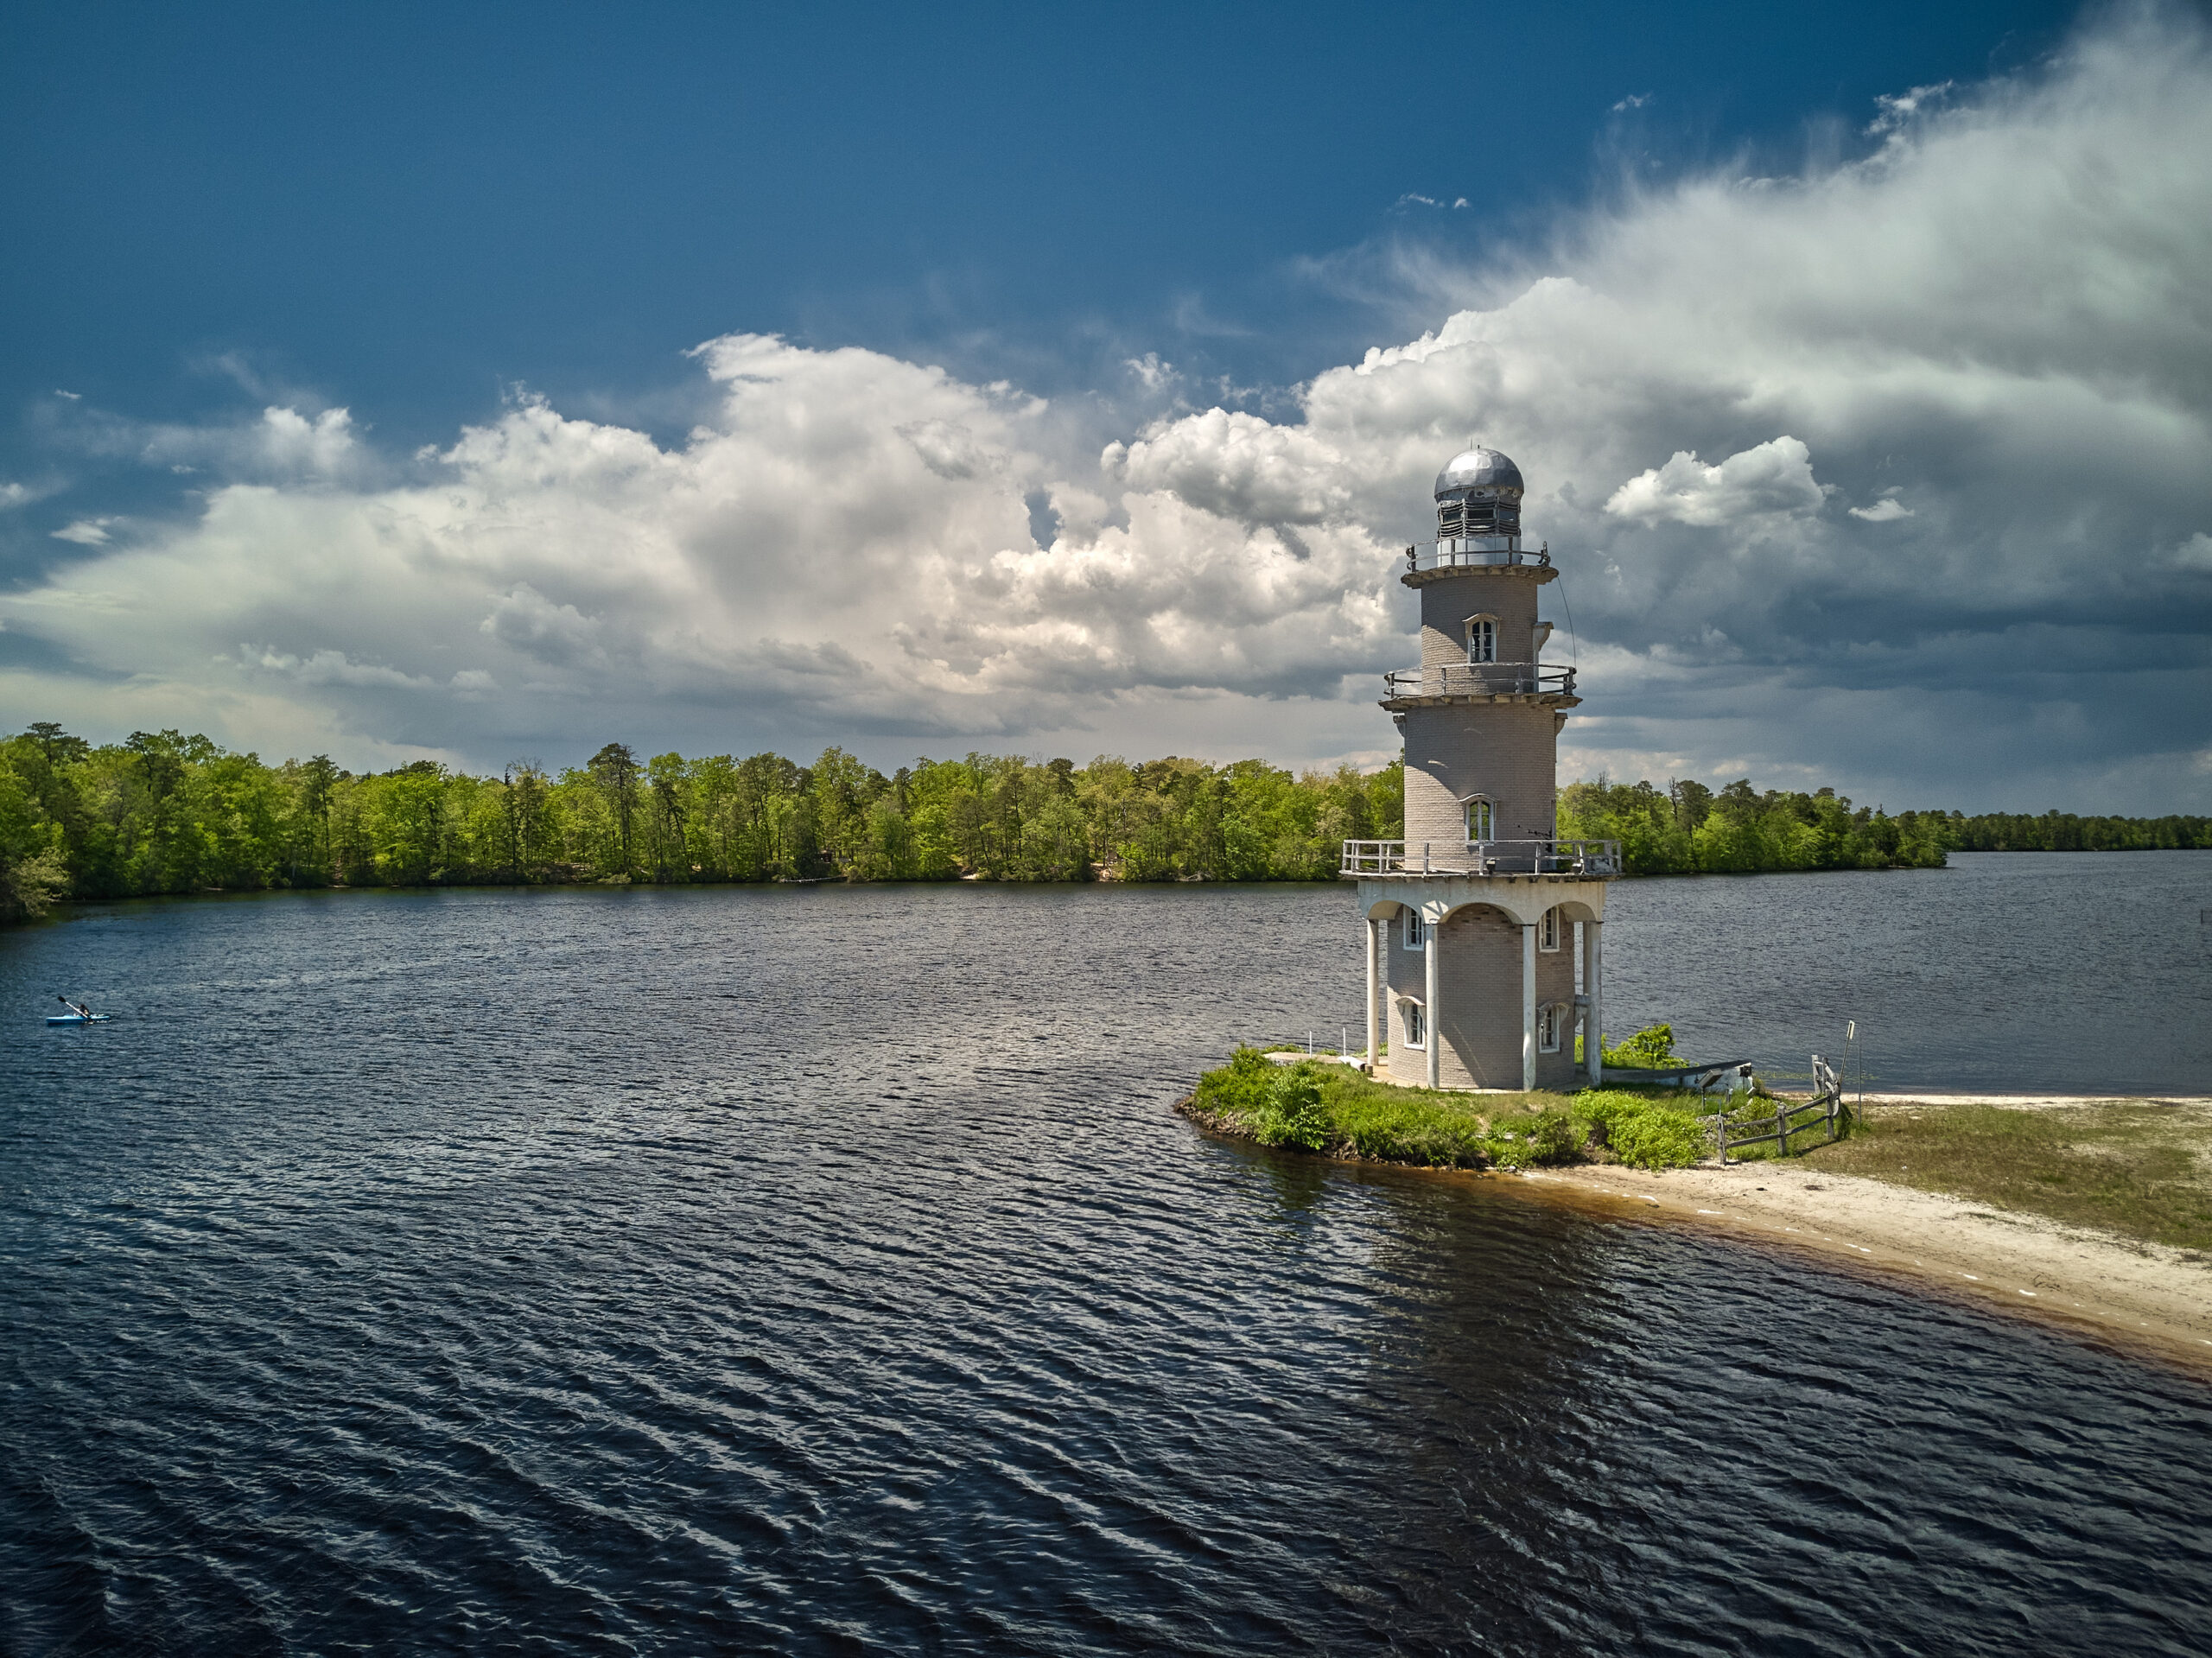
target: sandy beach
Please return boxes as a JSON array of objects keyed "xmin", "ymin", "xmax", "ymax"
[{"xmin": 1507, "ymin": 1153, "xmax": 2212, "ymax": 1375}]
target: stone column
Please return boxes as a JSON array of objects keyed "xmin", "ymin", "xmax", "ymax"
[
  {"xmin": 1423, "ymin": 912, "xmax": 1440, "ymax": 1090},
  {"xmin": 1521, "ymin": 922, "xmax": 1538, "ymax": 1091},
  {"xmin": 1363, "ymin": 916, "xmax": 1379, "ymax": 1070},
  {"xmin": 1587, "ymin": 919, "xmax": 1605, "ymax": 1086}
]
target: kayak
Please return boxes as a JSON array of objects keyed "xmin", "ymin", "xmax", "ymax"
[{"xmin": 46, "ymin": 1013, "xmax": 111, "ymax": 1026}]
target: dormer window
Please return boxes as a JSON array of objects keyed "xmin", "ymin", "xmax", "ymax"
[{"xmin": 1465, "ymin": 617, "xmax": 1497, "ymax": 664}]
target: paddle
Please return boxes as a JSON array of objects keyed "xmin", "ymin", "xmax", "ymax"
[{"xmin": 55, "ymin": 994, "xmax": 92, "ymax": 1020}]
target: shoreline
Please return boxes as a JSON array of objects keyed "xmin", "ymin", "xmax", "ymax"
[
  {"xmin": 1179, "ymin": 1095, "xmax": 2212, "ymax": 1378},
  {"xmin": 1510, "ymin": 1159, "xmax": 2212, "ymax": 1377}
]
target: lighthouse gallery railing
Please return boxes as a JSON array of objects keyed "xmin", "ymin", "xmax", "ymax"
[
  {"xmin": 1406, "ymin": 539, "xmax": 1550, "ymax": 572},
  {"xmin": 1341, "ymin": 839, "xmax": 1623, "ymax": 877},
  {"xmin": 1382, "ymin": 662, "xmax": 1577, "ymax": 699}
]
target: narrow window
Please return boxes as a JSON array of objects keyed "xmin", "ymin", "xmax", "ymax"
[
  {"xmin": 1403, "ymin": 909, "xmax": 1426, "ymax": 950},
  {"xmin": 1467, "ymin": 618, "xmax": 1497, "ymax": 664},
  {"xmin": 1538, "ymin": 1002, "xmax": 1562, "ymax": 1053},
  {"xmin": 1464, "ymin": 797, "xmax": 1493, "ymax": 842},
  {"xmin": 1539, "ymin": 907, "xmax": 1560, "ymax": 951},
  {"xmin": 1404, "ymin": 1000, "xmax": 1426, "ymax": 1048}
]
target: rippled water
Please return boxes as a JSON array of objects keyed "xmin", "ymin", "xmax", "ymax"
[{"xmin": 4, "ymin": 864, "xmax": 2209, "ymax": 1654}]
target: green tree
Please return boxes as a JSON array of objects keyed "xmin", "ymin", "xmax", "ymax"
[{"xmin": 588, "ymin": 741, "xmax": 640, "ymax": 873}]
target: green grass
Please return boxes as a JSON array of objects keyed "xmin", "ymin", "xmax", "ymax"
[
  {"xmin": 1188, "ymin": 1054, "xmax": 2212, "ymax": 1250},
  {"xmin": 1184, "ymin": 1049, "xmax": 1732, "ymax": 1172},
  {"xmin": 1803, "ymin": 1102, "xmax": 2212, "ymax": 1252}
]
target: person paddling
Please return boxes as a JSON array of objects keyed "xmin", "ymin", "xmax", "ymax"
[{"xmin": 56, "ymin": 995, "xmax": 92, "ymax": 1020}]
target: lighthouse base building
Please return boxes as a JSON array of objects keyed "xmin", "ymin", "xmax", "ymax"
[{"xmin": 1343, "ymin": 447, "xmax": 1621, "ymax": 1091}]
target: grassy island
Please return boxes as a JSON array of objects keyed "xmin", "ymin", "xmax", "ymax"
[
  {"xmin": 1182, "ymin": 1050, "xmax": 2212, "ymax": 1258},
  {"xmin": 1178, "ymin": 1046, "xmax": 1802, "ymax": 1173}
]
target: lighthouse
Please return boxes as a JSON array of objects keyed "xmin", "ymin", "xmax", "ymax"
[{"xmin": 1343, "ymin": 447, "xmax": 1621, "ymax": 1091}]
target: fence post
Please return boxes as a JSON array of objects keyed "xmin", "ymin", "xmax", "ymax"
[{"xmin": 1775, "ymin": 1098, "xmax": 1789, "ymax": 1157}]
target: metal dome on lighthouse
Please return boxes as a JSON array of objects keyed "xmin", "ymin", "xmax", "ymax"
[
  {"xmin": 1342, "ymin": 444, "xmax": 1622, "ymax": 1092},
  {"xmin": 1428, "ymin": 443, "xmax": 1528, "ymax": 558}
]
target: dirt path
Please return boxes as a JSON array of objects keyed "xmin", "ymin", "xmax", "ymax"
[{"xmin": 1506, "ymin": 1158, "xmax": 2212, "ymax": 1375}]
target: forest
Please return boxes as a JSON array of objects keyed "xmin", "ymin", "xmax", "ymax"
[
  {"xmin": 2, "ymin": 722, "xmax": 2202, "ymax": 923},
  {"xmin": 0, "ymin": 725, "xmax": 1399, "ymax": 920}
]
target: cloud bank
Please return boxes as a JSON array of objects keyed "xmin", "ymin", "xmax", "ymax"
[{"xmin": 3, "ymin": 5, "xmax": 2209, "ymax": 810}]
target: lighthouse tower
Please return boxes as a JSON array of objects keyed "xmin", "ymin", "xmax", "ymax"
[{"xmin": 1343, "ymin": 447, "xmax": 1621, "ymax": 1091}]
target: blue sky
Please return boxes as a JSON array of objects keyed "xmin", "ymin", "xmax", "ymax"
[{"xmin": 4, "ymin": 1, "xmax": 2208, "ymax": 811}]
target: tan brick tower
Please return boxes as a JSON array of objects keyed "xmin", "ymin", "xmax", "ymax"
[{"xmin": 1343, "ymin": 447, "xmax": 1620, "ymax": 1090}]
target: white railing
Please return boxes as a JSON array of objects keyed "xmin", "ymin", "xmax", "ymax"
[
  {"xmin": 1405, "ymin": 539, "xmax": 1550, "ymax": 573},
  {"xmin": 1340, "ymin": 839, "xmax": 1624, "ymax": 877},
  {"xmin": 1382, "ymin": 662, "xmax": 1576, "ymax": 700}
]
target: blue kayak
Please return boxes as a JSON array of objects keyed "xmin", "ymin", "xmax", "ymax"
[{"xmin": 46, "ymin": 1013, "xmax": 111, "ymax": 1026}]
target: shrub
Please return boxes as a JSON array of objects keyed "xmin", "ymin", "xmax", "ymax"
[
  {"xmin": 1192, "ymin": 1046, "xmax": 1280, "ymax": 1121},
  {"xmin": 1254, "ymin": 1063, "xmax": 1333, "ymax": 1152},
  {"xmin": 1603, "ymin": 1023, "xmax": 1681, "ymax": 1070},
  {"xmin": 1573, "ymin": 1089, "xmax": 1707, "ymax": 1169}
]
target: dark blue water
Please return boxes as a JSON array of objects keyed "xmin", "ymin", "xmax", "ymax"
[{"xmin": 3, "ymin": 864, "xmax": 2209, "ymax": 1655}]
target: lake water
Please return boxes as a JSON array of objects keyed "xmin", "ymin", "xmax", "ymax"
[{"xmin": 3, "ymin": 854, "xmax": 2209, "ymax": 1654}]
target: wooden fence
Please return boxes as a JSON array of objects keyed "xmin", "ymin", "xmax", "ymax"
[{"xmin": 1708, "ymin": 1055, "xmax": 1846, "ymax": 1163}]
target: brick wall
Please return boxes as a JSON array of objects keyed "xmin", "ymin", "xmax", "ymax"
[
  {"xmin": 1402, "ymin": 703, "xmax": 1559, "ymax": 845},
  {"xmin": 1417, "ymin": 567, "xmax": 1551, "ymax": 665}
]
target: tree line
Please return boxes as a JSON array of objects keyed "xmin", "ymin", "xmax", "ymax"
[
  {"xmin": 1942, "ymin": 810, "xmax": 2211, "ymax": 852},
  {"xmin": 1559, "ymin": 777, "xmax": 1950, "ymax": 873},
  {"xmin": 4, "ymin": 722, "xmax": 2202, "ymax": 924},
  {"xmin": 1555, "ymin": 778, "xmax": 2205, "ymax": 873},
  {"xmin": 0, "ymin": 723, "xmax": 1402, "ymax": 919}
]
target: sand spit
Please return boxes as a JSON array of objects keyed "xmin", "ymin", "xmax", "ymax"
[{"xmin": 1509, "ymin": 1159, "xmax": 2212, "ymax": 1376}]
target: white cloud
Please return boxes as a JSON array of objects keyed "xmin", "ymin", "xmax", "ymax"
[
  {"xmin": 1604, "ymin": 437, "xmax": 1827, "ymax": 527},
  {"xmin": 50, "ymin": 518, "xmax": 116, "ymax": 545},
  {"xmin": 1867, "ymin": 80, "xmax": 1955, "ymax": 136},
  {"xmin": 2, "ymin": 4, "xmax": 2208, "ymax": 810}
]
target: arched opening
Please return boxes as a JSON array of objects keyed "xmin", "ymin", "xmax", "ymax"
[
  {"xmin": 1464, "ymin": 613, "xmax": 1498, "ymax": 664},
  {"xmin": 1462, "ymin": 795, "xmax": 1494, "ymax": 843},
  {"xmin": 1401, "ymin": 996, "xmax": 1427, "ymax": 1050},
  {"xmin": 1538, "ymin": 1001, "xmax": 1567, "ymax": 1053}
]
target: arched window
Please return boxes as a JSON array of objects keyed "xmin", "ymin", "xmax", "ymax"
[
  {"xmin": 1402, "ymin": 907, "xmax": 1425, "ymax": 950},
  {"xmin": 1465, "ymin": 616, "xmax": 1497, "ymax": 664},
  {"xmin": 1538, "ymin": 1001, "xmax": 1566, "ymax": 1053},
  {"xmin": 1463, "ymin": 796, "xmax": 1493, "ymax": 842},
  {"xmin": 1539, "ymin": 907, "xmax": 1560, "ymax": 951},
  {"xmin": 1402, "ymin": 999, "xmax": 1427, "ymax": 1048}
]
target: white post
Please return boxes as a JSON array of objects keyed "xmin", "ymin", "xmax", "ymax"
[
  {"xmin": 1521, "ymin": 922, "xmax": 1538, "ymax": 1091},
  {"xmin": 1363, "ymin": 917, "xmax": 1379, "ymax": 1071},
  {"xmin": 1587, "ymin": 919, "xmax": 1605, "ymax": 1085},
  {"xmin": 1423, "ymin": 913, "xmax": 1440, "ymax": 1090}
]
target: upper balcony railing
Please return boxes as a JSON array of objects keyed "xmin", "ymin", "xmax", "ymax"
[
  {"xmin": 1342, "ymin": 839, "xmax": 1623, "ymax": 878},
  {"xmin": 1382, "ymin": 661, "xmax": 1577, "ymax": 700},
  {"xmin": 1407, "ymin": 537, "xmax": 1549, "ymax": 573}
]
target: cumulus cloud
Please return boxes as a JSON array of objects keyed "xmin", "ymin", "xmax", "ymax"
[
  {"xmin": 3, "ymin": 3, "xmax": 2209, "ymax": 810},
  {"xmin": 49, "ymin": 518, "xmax": 116, "ymax": 545},
  {"xmin": 1604, "ymin": 437, "xmax": 1827, "ymax": 527}
]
